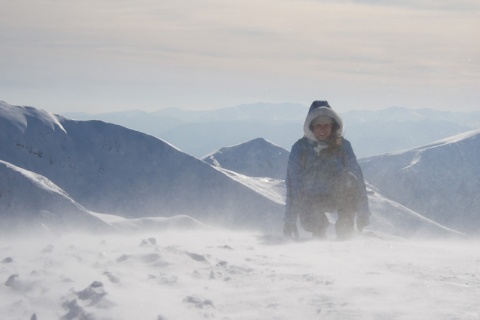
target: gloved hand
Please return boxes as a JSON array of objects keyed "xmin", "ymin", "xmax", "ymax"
[
  {"xmin": 356, "ymin": 214, "xmax": 370, "ymax": 232},
  {"xmin": 283, "ymin": 222, "xmax": 299, "ymax": 239}
]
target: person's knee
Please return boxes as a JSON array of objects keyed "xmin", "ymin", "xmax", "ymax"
[
  {"xmin": 300, "ymin": 211, "xmax": 328, "ymax": 232},
  {"xmin": 335, "ymin": 172, "xmax": 360, "ymax": 211},
  {"xmin": 337, "ymin": 171, "xmax": 359, "ymax": 194}
]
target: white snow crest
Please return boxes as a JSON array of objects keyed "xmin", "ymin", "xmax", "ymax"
[
  {"xmin": 0, "ymin": 101, "xmax": 66, "ymax": 134},
  {"xmin": 212, "ymin": 166, "xmax": 286, "ymax": 204},
  {"xmin": 2, "ymin": 160, "xmax": 70, "ymax": 198}
]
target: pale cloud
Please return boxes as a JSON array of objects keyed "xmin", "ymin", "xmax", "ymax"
[{"xmin": 1, "ymin": 0, "xmax": 479, "ymax": 112}]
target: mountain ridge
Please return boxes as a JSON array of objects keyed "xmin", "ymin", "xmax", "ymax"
[
  {"xmin": 360, "ymin": 129, "xmax": 480, "ymax": 234},
  {"xmin": 0, "ymin": 160, "xmax": 112, "ymax": 233},
  {"xmin": 0, "ymin": 101, "xmax": 284, "ymax": 232}
]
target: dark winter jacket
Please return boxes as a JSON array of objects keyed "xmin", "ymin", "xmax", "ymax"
[{"xmin": 284, "ymin": 103, "xmax": 370, "ymax": 224}]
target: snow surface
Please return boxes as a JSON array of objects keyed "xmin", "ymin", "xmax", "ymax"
[{"xmin": 1, "ymin": 227, "xmax": 479, "ymax": 320}]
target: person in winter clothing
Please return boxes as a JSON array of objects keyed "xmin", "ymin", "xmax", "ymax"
[{"xmin": 284, "ymin": 101, "xmax": 370, "ymax": 240}]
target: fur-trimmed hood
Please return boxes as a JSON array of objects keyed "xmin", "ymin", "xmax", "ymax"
[{"xmin": 303, "ymin": 102, "xmax": 343, "ymax": 141}]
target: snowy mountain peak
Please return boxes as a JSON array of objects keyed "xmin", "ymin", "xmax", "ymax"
[{"xmin": 202, "ymin": 138, "xmax": 289, "ymax": 179}]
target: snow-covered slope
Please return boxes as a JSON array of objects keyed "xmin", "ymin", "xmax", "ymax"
[
  {"xmin": 202, "ymin": 138, "xmax": 289, "ymax": 179},
  {"xmin": 360, "ymin": 129, "xmax": 480, "ymax": 234},
  {"xmin": 0, "ymin": 160, "xmax": 112, "ymax": 233},
  {"xmin": 365, "ymin": 185, "xmax": 465, "ymax": 238},
  {"xmin": 0, "ymin": 101, "xmax": 284, "ymax": 232}
]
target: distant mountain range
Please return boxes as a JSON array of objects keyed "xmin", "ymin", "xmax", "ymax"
[
  {"xmin": 63, "ymin": 103, "xmax": 480, "ymax": 158},
  {"xmin": 1, "ymin": 100, "xmax": 476, "ymax": 237}
]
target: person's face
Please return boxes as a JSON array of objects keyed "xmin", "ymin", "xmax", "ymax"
[{"xmin": 313, "ymin": 123, "xmax": 333, "ymax": 141}]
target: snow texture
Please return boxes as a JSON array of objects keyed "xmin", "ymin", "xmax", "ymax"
[{"xmin": 1, "ymin": 229, "xmax": 479, "ymax": 320}]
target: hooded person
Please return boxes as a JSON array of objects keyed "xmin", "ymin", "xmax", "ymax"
[{"xmin": 283, "ymin": 100, "xmax": 370, "ymax": 240}]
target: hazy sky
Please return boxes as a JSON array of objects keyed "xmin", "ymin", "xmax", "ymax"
[{"xmin": 1, "ymin": 0, "xmax": 479, "ymax": 113}]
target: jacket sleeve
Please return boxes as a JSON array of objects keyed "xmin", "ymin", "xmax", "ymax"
[
  {"xmin": 343, "ymin": 139, "xmax": 371, "ymax": 216},
  {"xmin": 284, "ymin": 140, "xmax": 305, "ymax": 224}
]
